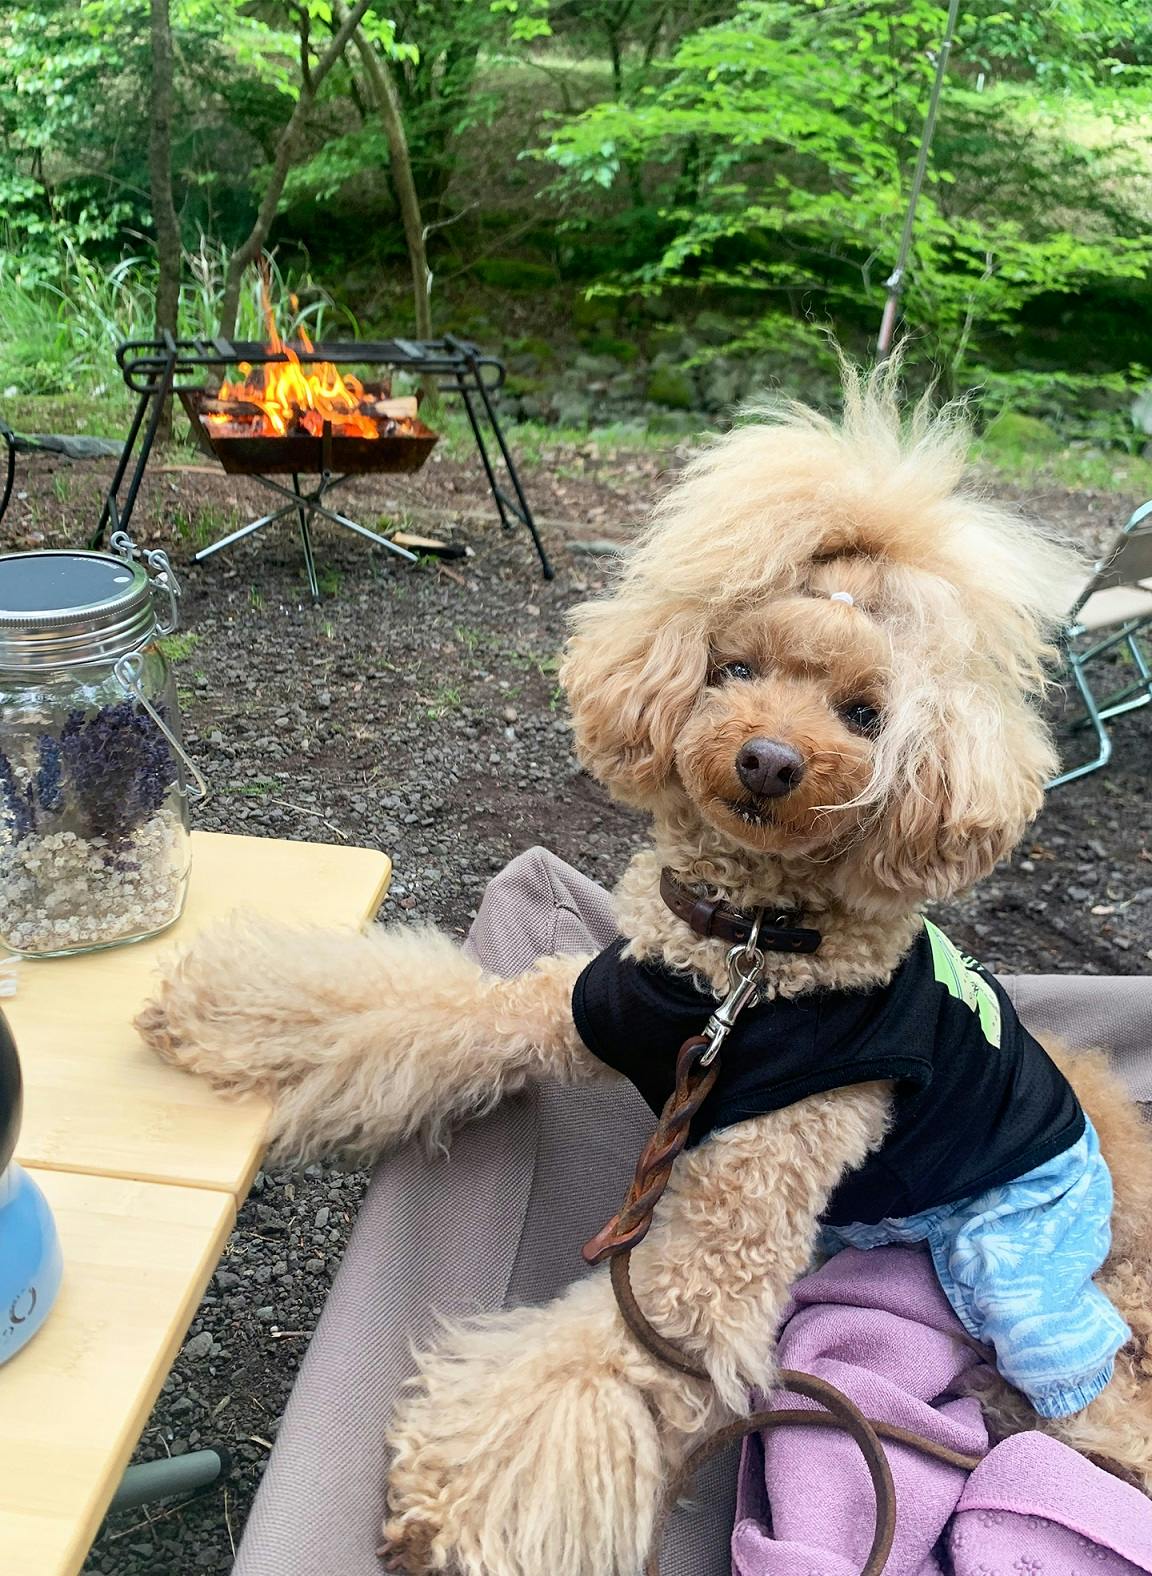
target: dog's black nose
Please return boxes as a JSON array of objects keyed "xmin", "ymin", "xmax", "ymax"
[{"xmin": 736, "ymin": 738, "xmax": 806, "ymax": 798}]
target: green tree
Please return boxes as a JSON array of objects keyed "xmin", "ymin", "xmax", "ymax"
[{"xmin": 543, "ymin": 0, "xmax": 1152, "ymax": 394}]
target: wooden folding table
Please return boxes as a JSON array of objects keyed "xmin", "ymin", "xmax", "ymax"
[{"xmin": 0, "ymin": 830, "xmax": 391, "ymax": 1576}]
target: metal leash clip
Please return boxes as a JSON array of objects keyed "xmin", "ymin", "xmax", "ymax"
[{"xmin": 699, "ymin": 910, "xmax": 768, "ymax": 1066}]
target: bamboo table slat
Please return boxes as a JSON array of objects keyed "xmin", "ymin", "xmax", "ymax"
[
  {"xmin": 11, "ymin": 830, "xmax": 392, "ymax": 1197},
  {"xmin": 0, "ymin": 1168, "xmax": 235, "ymax": 1576}
]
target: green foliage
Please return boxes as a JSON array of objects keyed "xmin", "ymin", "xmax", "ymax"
[
  {"xmin": 2, "ymin": 0, "xmax": 1152, "ymax": 457},
  {"xmin": 0, "ymin": 241, "xmax": 356, "ymax": 395},
  {"xmin": 543, "ymin": 0, "xmax": 1152, "ymax": 396},
  {"xmin": 470, "ymin": 258, "xmax": 561, "ymax": 289}
]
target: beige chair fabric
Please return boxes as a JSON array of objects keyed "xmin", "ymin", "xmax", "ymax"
[
  {"xmin": 1074, "ymin": 582, "xmax": 1152, "ymax": 634},
  {"xmin": 231, "ymin": 848, "xmax": 1152, "ymax": 1576}
]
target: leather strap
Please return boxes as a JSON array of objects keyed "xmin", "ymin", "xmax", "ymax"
[{"xmin": 659, "ymin": 867, "xmax": 822, "ymax": 953}]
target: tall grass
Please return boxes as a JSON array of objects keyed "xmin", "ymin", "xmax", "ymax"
[{"xmin": 0, "ymin": 238, "xmax": 360, "ymax": 398}]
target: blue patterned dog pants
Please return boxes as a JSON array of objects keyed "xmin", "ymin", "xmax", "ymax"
[{"xmin": 824, "ymin": 1117, "xmax": 1130, "ymax": 1418}]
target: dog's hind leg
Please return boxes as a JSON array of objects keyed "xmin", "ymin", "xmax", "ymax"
[
  {"xmin": 976, "ymin": 1043, "xmax": 1152, "ymax": 1491},
  {"xmin": 135, "ymin": 915, "xmax": 604, "ymax": 1162},
  {"xmin": 382, "ymin": 1084, "xmax": 892, "ymax": 1576}
]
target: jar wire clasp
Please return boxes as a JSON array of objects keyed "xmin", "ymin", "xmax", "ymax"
[{"xmin": 113, "ymin": 652, "xmax": 209, "ymax": 803}]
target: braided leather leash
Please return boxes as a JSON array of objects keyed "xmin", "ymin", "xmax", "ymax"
[{"xmin": 583, "ymin": 1028, "xmax": 986, "ymax": 1576}]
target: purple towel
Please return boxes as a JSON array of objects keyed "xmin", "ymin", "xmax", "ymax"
[{"xmin": 732, "ymin": 1245, "xmax": 1152, "ymax": 1576}]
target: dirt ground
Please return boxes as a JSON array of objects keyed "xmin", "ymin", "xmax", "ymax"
[{"xmin": 4, "ymin": 435, "xmax": 1150, "ymax": 1575}]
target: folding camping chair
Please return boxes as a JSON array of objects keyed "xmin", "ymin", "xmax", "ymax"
[
  {"xmin": 1049, "ymin": 499, "xmax": 1152, "ymax": 789},
  {"xmin": 229, "ymin": 849, "xmax": 1152, "ymax": 1576}
]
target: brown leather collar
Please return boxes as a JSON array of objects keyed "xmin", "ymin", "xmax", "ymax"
[{"xmin": 659, "ymin": 867, "xmax": 822, "ymax": 953}]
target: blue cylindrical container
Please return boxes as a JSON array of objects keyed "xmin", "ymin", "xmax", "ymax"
[{"xmin": 0, "ymin": 1007, "xmax": 62, "ymax": 1362}]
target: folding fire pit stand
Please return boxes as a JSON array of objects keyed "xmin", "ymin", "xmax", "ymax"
[{"xmin": 92, "ymin": 334, "xmax": 554, "ymax": 596}]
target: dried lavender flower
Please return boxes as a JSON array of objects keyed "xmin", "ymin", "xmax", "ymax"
[
  {"xmin": 56, "ymin": 700, "xmax": 176, "ymax": 845},
  {"xmin": 0, "ymin": 747, "xmax": 36, "ymax": 841},
  {"xmin": 35, "ymin": 735, "xmax": 63, "ymax": 813}
]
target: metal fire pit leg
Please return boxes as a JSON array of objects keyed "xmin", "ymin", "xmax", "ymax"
[
  {"xmin": 306, "ymin": 475, "xmax": 419, "ymax": 565},
  {"xmin": 91, "ymin": 346, "xmax": 177, "ymax": 549},
  {"xmin": 242, "ymin": 472, "xmax": 420, "ymax": 577},
  {"xmin": 292, "ymin": 472, "xmax": 321, "ymax": 603},
  {"xmin": 451, "ymin": 364, "xmax": 554, "ymax": 581},
  {"xmin": 193, "ymin": 498, "xmax": 299, "ymax": 563}
]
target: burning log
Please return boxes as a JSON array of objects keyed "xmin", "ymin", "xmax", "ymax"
[
  {"xmin": 359, "ymin": 395, "xmax": 419, "ymax": 421},
  {"xmin": 197, "ymin": 396, "xmax": 264, "ymax": 417}
]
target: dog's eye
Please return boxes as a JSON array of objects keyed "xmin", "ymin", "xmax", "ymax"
[
  {"xmin": 840, "ymin": 700, "xmax": 881, "ymax": 734},
  {"xmin": 717, "ymin": 661, "xmax": 755, "ymax": 682}
]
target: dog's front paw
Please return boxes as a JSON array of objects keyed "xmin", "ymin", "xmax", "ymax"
[
  {"xmin": 384, "ymin": 1295, "xmax": 666, "ymax": 1576},
  {"xmin": 133, "ymin": 977, "xmax": 254, "ymax": 1094},
  {"xmin": 134, "ymin": 916, "xmax": 319, "ymax": 1099}
]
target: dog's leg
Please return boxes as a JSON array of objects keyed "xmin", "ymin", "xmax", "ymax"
[
  {"xmin": 382, "ymin": 1084, "xmax": 892, "ymax": 1576},
  {"xmin": 976, "ymin": 1043, "xmax": 1152, "ymax": 1491},
  {"xmin": 135, "ymin": 916, "xmax": 602, "ymax": 1161}
]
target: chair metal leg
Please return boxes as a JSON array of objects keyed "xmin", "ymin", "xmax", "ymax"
[
  {"xmin": 1048, "ymin": 652, "xmax": 1113, "ymax": 789},
  {"xmin": 109, "ymin": 1445, "xmax": 231, "ymax": 1512}
]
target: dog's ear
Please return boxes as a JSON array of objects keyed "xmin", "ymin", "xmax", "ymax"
[
  {"xmin": 867, "ymin": 684, "xmax": 1054, "ymax": 901},
  {"xmin": 562, "ymin": 600, "xmax": 708, "ymax": 803}
]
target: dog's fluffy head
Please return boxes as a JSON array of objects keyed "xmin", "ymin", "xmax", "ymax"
[{"xmin": 562, "ymin": 367, "xmax": 1084, "ymax": 904}]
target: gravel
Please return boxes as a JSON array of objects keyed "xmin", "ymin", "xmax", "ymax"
[{"xmin": 6, "ymin": 441, "xmax": 1146, "ymax": 1573}]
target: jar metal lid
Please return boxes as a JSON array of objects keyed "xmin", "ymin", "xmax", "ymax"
[{"xmin": 0, "ymin": 550, "xmax": 158, "ymax": 673}]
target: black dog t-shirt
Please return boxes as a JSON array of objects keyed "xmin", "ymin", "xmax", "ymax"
[{"xmin": 572, "ymin": 921, "xmax": 1084, "ymax": 1227}]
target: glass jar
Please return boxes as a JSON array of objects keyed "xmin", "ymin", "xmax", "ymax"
[{"xmin": 0, "ymin": 535, "xmax": 207, "ymax": 957}]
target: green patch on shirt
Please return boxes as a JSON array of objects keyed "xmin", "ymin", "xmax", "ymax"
[{"xmin": 924, "ymin": 920, "xmax": 1003, "ymax": 1048}]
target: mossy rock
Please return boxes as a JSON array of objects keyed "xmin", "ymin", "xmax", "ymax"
[
  {"xmin": 693, "ymin": 310, "xmax": 738, "ymax": 346},
  {"xmin": 506, "ymin": 372, "xmax": 549, "ymax": 397},
  {"xmin": 470, "ymin": 259, "xmax": 561, "ymax": 291},
  {"xmin": 572, "ymin": 294, "xmax": 617, "ymax": 331},
  {"xmin": 982, "ymin": 411, "xmax": 1062, "ymax": 454},
  {"xmin": 506, "ymin": 335, "xmax": 557, "ymax": 366},
  {"xmin": 646, "ymin": 366, "xmax": 696, "ymax": 410},
  {"xmin": 582, "ymin": 335, "xmax": 640, "ymax": 364}
]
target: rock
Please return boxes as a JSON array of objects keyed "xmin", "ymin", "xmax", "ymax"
[
  {"xmin": 981, "ymin": 411, "xmax": 1062, "ymax": 454},
  {"xmin": 645, "ymin": 367, "xmax": 695, "ymax": 410},
  {"xmin": 314, "ymin": 1206, "xmax": 330, "ymax": 1229},
  {"xmin": 183, "ymin": 1331, "xmax": 213, "ymax": 1361},
  {"xmin": 568, "ymin": 540, "xmax": 623, "ymax": 556},
  {"xmin": 693, "ymin": 309, "xmax": 737, "ymax": 345},
  {"xmin": 552, "ymin": 390, "xmax": 593, "ymax": 428},
  {"xmin": 699, "ymin": 357, "xmax": 746, "ymax": 411},
  {"xmin": 1131, "ymin": 384, "xmax": 1152, "ymax": 436}
]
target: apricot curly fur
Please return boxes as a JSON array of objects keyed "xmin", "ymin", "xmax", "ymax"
[{"xmin": 136, "ymin": 361, "xmax": 1151, "ymax": 1575}]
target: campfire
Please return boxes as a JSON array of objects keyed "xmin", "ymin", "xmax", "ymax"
[{"xmin": 181, "ymin": 308, "xmax": 439, "ymax": 476}]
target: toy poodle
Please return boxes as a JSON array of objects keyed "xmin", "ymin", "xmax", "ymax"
[{"xmin": 137, "ymin": 366, "xmax": 1152, "ymax": 1576}]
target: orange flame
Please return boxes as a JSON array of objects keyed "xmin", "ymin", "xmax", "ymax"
[
  {"xmin": 215, "ymin": 351, "xmax": 379, "ymax": 439},
  {"xmin": 210, "ymin": 275, "xmax": 379, "ymax": 438}
]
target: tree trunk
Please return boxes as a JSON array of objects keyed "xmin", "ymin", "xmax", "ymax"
[
  {"xmin": 149, "ymin": 0, "xmax": 181, "ymax": 441},
  {"xmin": 339, "ymin": 4, "xmax": 432, "ymax": 342},
  {"xmin": 218, "ymin": 0, "xmax": 375, "ymax": 339}
]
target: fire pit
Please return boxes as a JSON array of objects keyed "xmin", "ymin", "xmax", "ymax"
[
  {"xmin": 95, "ymin": 332, "xmax": 553, "ymax": 596},
  {"xmin": 179, "ymin": 335, "xmax": 440, "ymax": 476}
]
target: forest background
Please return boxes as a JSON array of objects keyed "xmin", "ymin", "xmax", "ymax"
[{"xmin": 3, "ymin": 0, "xmax": 1152, "ymax": 478}]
